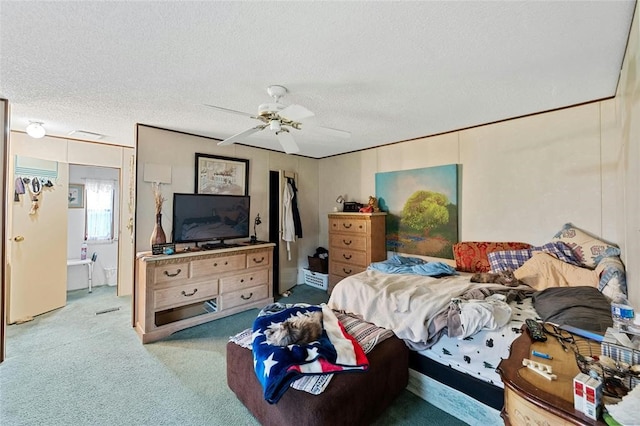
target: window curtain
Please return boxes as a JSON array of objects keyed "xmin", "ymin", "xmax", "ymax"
[{"xmin": 85, "ymin": 179, "xmax": 114, "ymax": 241}]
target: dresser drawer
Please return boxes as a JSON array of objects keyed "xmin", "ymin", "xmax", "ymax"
[
  {"xmin": 330, "ymin": 261, "xmax": 366, "ymax": 278},
  {"xmin": 153, "ymin": 262, "xmax": 191, "ymax": 285},
  {"xmin": 154, "ymin": 281, "xmax": 218, "ymax": 310},
  {"xmin": 220, "ymin": 269, "xmax": 269, "ymax": 293},
  {"xmin": 192, "ymin": 254, "xmax": 245, "ymax": 277},
  {"xmin": 331, "ymin": 248, "xmax": 368, "ymax": 267},
  {"xmin": 246, "ymin": 250, "xmax": 271, "ymax": 268},
  {"xmin": 221, "ymin": 284, "xmax": 268, "ymax": 310},
  {"xmin": 504, "ymin": 387, "xmax": 574, "ymax": 426},
  {"xmin": 330, "ymin": 218, "xmax": 369, "ymax": 235},
  {"xmin": 330, "ymin": 234, "xmax": 368, "ymax": 251}
]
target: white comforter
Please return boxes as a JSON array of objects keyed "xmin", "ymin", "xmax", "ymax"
[{"xmin": 327, "ymin": 269, "xmax": 524, "ymax": 350}]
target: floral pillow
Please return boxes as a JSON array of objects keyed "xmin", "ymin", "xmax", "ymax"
[
  {"xmin": 453, "ymin": 241, "xmax": 531, "ymax": 273},
  {"xmin": 595, "ymin": 256, "xmax": 628, "ymax": 303},
  {"xmin": 552, "ymin": 223, "xmax": 621, "ymax": 269}
]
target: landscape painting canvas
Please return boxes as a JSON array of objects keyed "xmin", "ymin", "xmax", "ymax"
[{"xmin": 376, "ymin": 164, "xmax": 459, "ymax": 259}]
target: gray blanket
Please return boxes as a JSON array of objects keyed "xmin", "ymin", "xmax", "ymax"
[{"xmin": 532, "ymin": 286, "xmax": 612, "ymax": 333}]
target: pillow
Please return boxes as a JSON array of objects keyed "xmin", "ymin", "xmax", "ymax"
[
  {"xmin": 488, "ymin": 249, "xmax": 531, "ymax": 272},
  {"xmin": 453, "ymin": 241, "xmax": 531, "ymax": 273},
  {"xmin": 595, "ymin": 256, "xmax": 627, "ymax": 303},
  {"xmin": 533, "ymin": 241, "xmax": 583, "ymax": 266},
  {"xmin": 552, "ymin": 223, "xmax": 621, "ymax": 268},
  {"xmin": 488, "ymin": 241, "xmax": 582, "ymax": 272},
  {"xmin": 513, "ymin": 252, "xmax": 599, "ymax": 291}
]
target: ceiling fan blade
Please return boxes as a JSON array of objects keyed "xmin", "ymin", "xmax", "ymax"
[
  {"xmin": 204, "ymin": 104, "xmax": 257, "ymax": 119},
  {"xmin": 218, "ymin": 125, "xmax": 266, "ymax": 146},
  {"xmin": 276, "ymin": 130, "xmax": 300, "ymax": 154},
  {"xmin": 303, "ymin": 123, "xmax": 351, "ymax": 139},
  {"xmin": 279, "ymin": 104, "xmax": 315, "ymax": 122}
]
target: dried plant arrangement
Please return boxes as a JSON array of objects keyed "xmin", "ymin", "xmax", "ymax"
[{"xmin": 152, "ymin": 182, "xmax": 165, "ymax": 215}]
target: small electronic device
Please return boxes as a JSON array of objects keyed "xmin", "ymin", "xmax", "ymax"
[
  {"xmin": 343, "ymin": 202, "xmax": 363, "ymax": 212},
  {"xmin": 526, "ymin": 319, "xmax": 547, "ymax": 342}
]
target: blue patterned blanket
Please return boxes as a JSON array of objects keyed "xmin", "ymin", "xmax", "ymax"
[{"xmin": 252, "ymin": 303, "xmax": 369, "ymax": 404}]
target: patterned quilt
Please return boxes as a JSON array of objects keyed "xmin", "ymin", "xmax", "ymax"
[{"xmin": 251, "ymin": 303, "xmax": 369, "ymax": 404}]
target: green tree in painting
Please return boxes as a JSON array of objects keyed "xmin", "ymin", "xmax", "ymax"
[{"xmin": 401, "ymin": 190, "xmax": 449, "ymax": 235}]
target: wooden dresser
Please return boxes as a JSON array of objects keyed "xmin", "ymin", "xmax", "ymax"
[
  {"xmin": 497, "ymin": 328, "xmax": 606, "ymax": 426},
  {"xmin": 135, "ymin": 243, "xmax": 274, "ymax": 343},
  {"xmin": 327, "ymin": 212, "xmax": 387, "ymax": 293}
]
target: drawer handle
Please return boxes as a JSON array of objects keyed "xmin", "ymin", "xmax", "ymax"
[
  {"xmin": 343, "ymin": 239, "xmax": 352, "ymax": 246},
  {"xmin": 343, "ymin": 268, "xmax": 352, "ymax": 274},
  {"xmin": 240, "ymin": 292, "xmax": 253, "ymax": 300},
  {"xmin": 342, "ymin": 254, "xmax": 352, "ymax": 260},
  {"xmin": 213, "ymin": 261, "xmax": 229, "ymax": 267},
  {"xmin": 164, "ymin": 269, "xmax": 182, "ymax": 277},
  {"xmin": 252, "ymin": 257, "xmax": 265, "ymax": 264},
  {"xmin": 240, "ymin": 278, "xmax": 244, "ymax": 283},
  {"xmin": 181, "ymin": 289, "xmax": 198, "ymax": 297},
  {"xmin": 342, "ymin": 223, "xmax": 352, "ymax": 229}
]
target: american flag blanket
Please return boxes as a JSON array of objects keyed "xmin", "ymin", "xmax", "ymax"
[{"xmin": 252, "ymin": 303, "xmax": 369, "ymax": 404}]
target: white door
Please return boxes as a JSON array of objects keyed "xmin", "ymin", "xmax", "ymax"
[{"xmin": 7, "ymin": 157, "xmax": 68, "ymax": 323}]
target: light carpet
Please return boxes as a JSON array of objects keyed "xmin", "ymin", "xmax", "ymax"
[{"xmin": 1, "ymin": 284, "xmax": 466, "ymax": 425}]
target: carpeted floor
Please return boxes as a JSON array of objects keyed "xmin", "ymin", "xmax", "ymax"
[{"xmin": 1, "ymin": 284, "xmax": 467, "ymax": 425}]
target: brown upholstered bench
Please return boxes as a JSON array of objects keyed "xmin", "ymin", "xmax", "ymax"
[{"xmin": 226, "ymin": 335, "xmax": 409, "ymax": 426}]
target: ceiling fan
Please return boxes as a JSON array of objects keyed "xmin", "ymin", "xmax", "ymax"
[{"xmin": 205, "ymin": 85, "xmax": 350, "ymax": 154}]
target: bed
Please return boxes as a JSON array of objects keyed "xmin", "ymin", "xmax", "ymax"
[{"xmin": 326, "ymin": 224, "xmax": 628, "ymax": 423}]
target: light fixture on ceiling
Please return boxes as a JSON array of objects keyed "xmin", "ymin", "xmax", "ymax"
[{"xmin": 26, "ymin": 121, "xmax": 46, "ymax": 139}]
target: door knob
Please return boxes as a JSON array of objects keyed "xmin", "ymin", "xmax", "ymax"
[{"xmin": 12, "ymin": 236, "xmax": 25, "ymax": 242}]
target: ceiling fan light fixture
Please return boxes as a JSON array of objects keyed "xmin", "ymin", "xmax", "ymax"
[
  {"xmin": 26, "ymin": 121, "xmax": 46, "ymax": 139},
  {"xmin": 270, "ymin": 119, "xmax": 281, "ymax": 131}
]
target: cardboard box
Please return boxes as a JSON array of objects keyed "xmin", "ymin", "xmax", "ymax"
[
  {"xmin": 583, "ymin": 377, "xmax": 602, "ymax": 420},
  {"xmin": 573, "ymin": 373, "xmax": 590, "ymax": 411},
  {"xmin": 308, "ymin": 256, "xmax": 328, "ymax": 274}
]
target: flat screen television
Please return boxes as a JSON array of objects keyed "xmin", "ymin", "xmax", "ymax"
[{"xmin": 172, "ymin": 193, "xmax": 250, "ymax": 247}]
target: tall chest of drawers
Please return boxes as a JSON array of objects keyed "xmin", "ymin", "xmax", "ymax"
[
  {"xmin": 328, "ymin": 213, "xmax": 387, "ymax": 293},
  {"xmin": 135, "ymin": 243, "xmax": 274, "ymax": 343}
]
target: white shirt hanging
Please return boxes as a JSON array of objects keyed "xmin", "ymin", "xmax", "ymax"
[{"xmin": 282, "ymin": 181, "xmax": 295, "ymax": 260}]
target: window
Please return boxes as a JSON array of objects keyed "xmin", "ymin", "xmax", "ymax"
[{"xmin": 85, "ymin": 179, "xmax": 115, "ymax": 241}]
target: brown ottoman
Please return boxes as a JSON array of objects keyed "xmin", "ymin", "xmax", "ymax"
[{"xmin": 226, "ymin": 335, "xmax": 409, "ymax": 426}]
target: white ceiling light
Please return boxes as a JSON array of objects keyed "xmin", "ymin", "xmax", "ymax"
[{"xmin": 26, "ymin": 121, "xmax": 46, "ymax": 138}]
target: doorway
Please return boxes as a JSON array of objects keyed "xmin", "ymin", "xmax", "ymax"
[{"xmin": 5, "ymin": 164, "xmax": 122, "ymax": 360}]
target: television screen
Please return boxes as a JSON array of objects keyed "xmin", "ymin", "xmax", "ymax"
[{"xmin": 172, "ymin": 193, "xmax": 250, "ymax": 245}]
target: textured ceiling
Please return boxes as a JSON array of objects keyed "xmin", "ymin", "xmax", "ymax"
[{"xmin": 0, "ymin": 1, "xmax": 636, "ymax": 158}]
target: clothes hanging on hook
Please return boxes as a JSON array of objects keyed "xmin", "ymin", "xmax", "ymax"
[
  {"xmin": 282, "ymin": 180, "xmax": 295, "ymax": 261},
  {"xmin": 27, "ymin": 176, "xmax": 42, "ymax": 215},
  {"xmin": 287, "ymin": 177, "xmax": 303, "ymax": 238}
]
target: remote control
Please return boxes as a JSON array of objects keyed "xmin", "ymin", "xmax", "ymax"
[{"xmin": 525, "ymin": 319, "xmax": 547, "ymax": 342}]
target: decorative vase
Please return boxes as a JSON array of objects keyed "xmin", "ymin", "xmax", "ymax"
[{"xmin": 150, "ymin": 213, "xmax": 166, "ymax": 246}]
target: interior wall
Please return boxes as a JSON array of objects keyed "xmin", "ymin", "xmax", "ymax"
[
  {"xmin": 67, "ymin": 165, "xmax": 120, "ymax": 291},
  {"xmin": 614, "ymin": 2, "xmax": 640, "ymax": 312},
  {"xmin": 318, "ymin": 98, "xmax": 635, "ymax": 307},
  {"xmin": 1, "ymin": 99, "xmax": 8, "ymax": 361},
  {"xmin": 135, "ymin": 126, "xmax": 319, "ymax": 284}
]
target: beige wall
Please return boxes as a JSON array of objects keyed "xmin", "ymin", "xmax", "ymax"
[
  {"xmin": 135, "ymin": 126, "xmax": 320, "ymax": 284},
  {"xmin": 614, "ymin": 3, "xmax": 640, "ymax": 311}
]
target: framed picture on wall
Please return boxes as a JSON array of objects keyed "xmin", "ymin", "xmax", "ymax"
[
  {"xmin": 68, "ymin": 183, "xmax": 85, "ymax": 208},
  {"xmin": 195, "ymin": 153, "xmax": 249, "ymax": 195}
]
